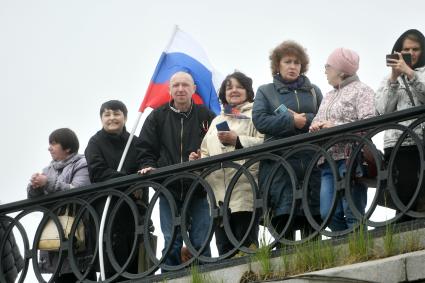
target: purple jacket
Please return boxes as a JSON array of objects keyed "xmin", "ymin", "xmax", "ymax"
[{"xmin": 27, "ymin": 153, "xmax": 90, "ymax": 197}]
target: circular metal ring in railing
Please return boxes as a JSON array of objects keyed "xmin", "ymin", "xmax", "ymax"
[
  {"xmin": 346, "ymin": 133, "xmax": 385, "ymax": 226},
  {"xmin": 317, "ymin": 134, "xmax": 369, "ymax": 237},
  {"xmin": 28, "ymin": 198, "xmax": 98, "ymax": 283},
  {"xmin": 120, "ymin": 181, "xmax": 165, "ymax": 279},
  {"xmin": 142, "ymin": 181, "xmax": 178, "ymax": 273},
  {"xmin": 197, "ymin": 158, "xmax": 260, "ymax": 260},
  {"xmin": 161, "ymin": 172, "xmax": 216, "ymax": 270},
  {"xmin": 248, "ymin": 152, "xmax": 298, "ymax": 247},
  {"xmin": 31, "ymin": 203, "xmax": 77, "ymax": 283},
  {"xmin": 378, "ymin": 123, "xmax": 424, "ymax": 220},
  {"xmin": 100, "ymin": 189, "xmax": 141, "ymax": 282},
  {"xmin": 199, "ymin": 160, "xmax": 249, "ymax": 261},
  {"xmin": 291, "ymin": 143, "xmax": 336, "ymax": 240},
  {"xmin": 223, "ymin": 157, "xmax": 262, "ymax": 256},
  {"xmin": 66, "ymin": 198, "xmax": 100, "ymax": 283},
  {"xmin": 0, "ymin": 214, "xmax": 29, "ymax": 283}
]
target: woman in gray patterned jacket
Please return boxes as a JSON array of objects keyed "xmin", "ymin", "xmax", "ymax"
[
  {"xmin": 27, "ymin": 128, "xmax": 95, "ymax": 282},
  {"xmin": 375, "ymin": 29, "xmax": 425, "ymax": 217},
  {"xmin": 310, "ymin": 47, "xmax": 375, "ymax": 231}
]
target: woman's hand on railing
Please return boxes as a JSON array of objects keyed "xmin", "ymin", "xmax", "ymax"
[
  {"xmin": 310, "ymin": 120, "xmax": 334, "ymax": 132},
  {"xmin": 138, "ymin": 167, "xmax": 156, "ymax": 175},
  {"xmin": 189, "ymin": 149, "xmax": 201, "ymax": 161}
]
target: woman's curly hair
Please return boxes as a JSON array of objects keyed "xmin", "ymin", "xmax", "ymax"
[{"xmin": 269, "ymin": 40, "xmax": 310, "ymax": 76}]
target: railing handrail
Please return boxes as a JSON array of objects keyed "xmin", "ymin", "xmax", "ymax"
[{"xmin": 1, "ymin": 105, "xmax": 424, "ymax": 215}]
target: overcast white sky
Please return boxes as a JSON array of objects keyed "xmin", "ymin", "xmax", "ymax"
[
  {"xmin": 2, "ymin": 1, "xmax": 425, "ymax": 281},
  {"xmin": 1, "ymin": 0, "xmax": 424, "ymax": 204}
]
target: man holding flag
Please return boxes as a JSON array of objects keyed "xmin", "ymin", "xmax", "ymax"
[{"xmin": 137, "ymin": 71, "xmax": 215, "ymax": 267}]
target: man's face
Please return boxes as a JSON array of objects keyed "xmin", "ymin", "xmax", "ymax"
[
  {"xmin": 402, "ymin": 38, "xmax": 422, "ymax": 67},
  {"xmin": 169, "ymin": 72, "xmax": 196, "ymax": 106}
]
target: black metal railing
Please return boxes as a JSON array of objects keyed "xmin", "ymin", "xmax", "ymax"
[{"xmin": 1, "ymin": 106, "xmax": 424, "ymax": 282}]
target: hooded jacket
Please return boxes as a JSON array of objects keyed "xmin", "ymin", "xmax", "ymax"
[{"xmin": 375, "ymin": 29, "xmax": 425, "ymax": 148}]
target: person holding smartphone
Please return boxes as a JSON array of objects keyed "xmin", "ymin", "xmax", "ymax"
[
  {"xmin": 375, "ymin": 29, "xmax": 425, "ymax": 218},
  {"xmin": 252, "ymin": 40, "xmax": 323, "ymax": 241},
  {"xmin": 189, "ymin": 72, "xmax": 263, "ymax": 256}
]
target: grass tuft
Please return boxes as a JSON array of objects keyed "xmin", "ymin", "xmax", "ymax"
[
  {"xmin": 190, "ymin": 263, "xmax": 216, "ymax": 283},
  {"xmin": 383, "ymin": 223, "xmax": 399, "ymax": 257},
  {"xmin": 348, "ymin": 223, "xmax": 373, "ymax": 262},
  {"xmin": 402, "ymin": 227, "xmax": 421, "ymax": 253}
]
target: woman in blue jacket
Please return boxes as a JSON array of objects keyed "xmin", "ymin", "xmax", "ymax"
[{"xmin": 253, "ymin": 40, "xmax": 323, "ymax": 240}]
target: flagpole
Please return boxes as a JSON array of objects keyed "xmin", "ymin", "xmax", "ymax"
[{"xmin": 98, "ymin": 24, "xmax": 180, "ymax": 280}]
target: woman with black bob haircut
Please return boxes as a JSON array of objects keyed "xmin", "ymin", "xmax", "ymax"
[
  {"xmin": 48, "ymin": 128, "xmax": 80, "ymax": 155},
  {"xmin": 99, "ymin": 99, "xmax": 128, "ymax": 118},
  {"xmin": 27, "ymin": 128, "xmax": 95, "ymax": 282},
  {"xmin": 252, "ymin": 40, "xmax": 323, "ymax": 241},
  {"xmin": 85, "ymin": 99, "xmax": 150, "ymax": 279},
  {"xmin": 189, "ymin": 71, "xmax": 263, "ymax": 257}
]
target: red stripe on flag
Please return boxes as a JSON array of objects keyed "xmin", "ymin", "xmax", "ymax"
[{"xmin": 139, "ymin": 82, "xmax": 169, "ymax": 112}]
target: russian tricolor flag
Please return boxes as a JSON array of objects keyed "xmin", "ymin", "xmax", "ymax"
[{"xmin": 139, "ymin": 26, "xmax": 221, "ymax": 115}]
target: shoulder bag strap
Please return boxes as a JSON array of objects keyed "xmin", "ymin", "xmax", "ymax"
[
  {"xmin": 262, "ymin": 84, "xmax": 281, "ymax": 110},
  {"xmin": 401, "ymin": 75, "xmax": 425, "ymax": 142},
  {"xmin": 401, "ymin": 76, "xmax": 416, "ymax": 106},
  {"xmin": 310, "ymin": 87, "xmax": 318, "ymax": 113}
]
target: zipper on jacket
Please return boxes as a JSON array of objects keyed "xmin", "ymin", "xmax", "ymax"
[
  {"xmin": 180, "ymin": 117, "xmax": 184, "ymax": 200},
  {"xmin": 294, "ymin": 90, "xmax": 301, "ymax": 112},
  {"xmin": 325, "ymin": 89, "xmax": 340, "ymax": 120},
  {"xmin": 180, "ymin": 117, "xmax": 184, "ymax": 164}
]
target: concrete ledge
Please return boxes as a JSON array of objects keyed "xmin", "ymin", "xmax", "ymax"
[
  {"xmin": 155, "ymin": 223, "xmax": 425, "ymax": 283},
  {"xmin": 163, "ymin": 250, "xmax": 425, "ymax": 283}
]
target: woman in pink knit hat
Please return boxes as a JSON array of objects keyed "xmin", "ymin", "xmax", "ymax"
[{"xmin": 310, "ymin": 48, "xmax": 375, "ymax": 231}]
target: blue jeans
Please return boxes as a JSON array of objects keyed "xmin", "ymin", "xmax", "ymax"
[
  {"xmin": 159, "ymin": 195, "xmax": 211, "ymax": 267},
  {"xmin": 320, "ymin": 160, "xmax": 367, "ymax": 231}
]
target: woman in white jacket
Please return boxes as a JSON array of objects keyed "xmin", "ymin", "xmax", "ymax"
[{"xmin": 189, "ymin": 72, "xmax": 263, "ymax": 256}]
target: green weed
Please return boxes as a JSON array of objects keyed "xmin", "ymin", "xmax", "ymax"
[
  {"xmin": 383, "ymin": 223, "xmax": 399, "ymax": 257},
  {"xmin": 348, "ymin": 223, "xmax": 373, "ymax": 262}
]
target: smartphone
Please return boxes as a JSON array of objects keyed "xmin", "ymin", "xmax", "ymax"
[
  {"xmin": 216, "ymin": 121, "xmax": 230, "ymax": 131},
  {"xmin": 274, "ymin": 104, "xmax": 288, "ymax": 114},
  {"xmin": 386, "ymin": 53, "xmax": 412, "ymax": 66}
]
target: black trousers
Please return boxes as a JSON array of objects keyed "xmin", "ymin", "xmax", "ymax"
[
  {"xmin": 385, "ymin": 145, "xmax": 424, "ymax": 218},
  {"xmin": 55, "ymin": 271, "xmax": 96, "ymax": 283},
  {"xmin": 271, "ymin": 214, "xmax": 322, "ymax": 241},
  {"xmin": 214, "ymin": 211, "xmax": 258, "ymax": 256},
  {"xmin": 92, "ymin": 198, "xmax": 138, "ymax": 281}
]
